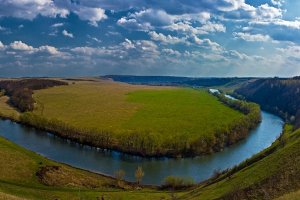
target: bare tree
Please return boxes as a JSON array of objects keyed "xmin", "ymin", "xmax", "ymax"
[{"xmin": 135, "ymin": 166, "xmax": 144, "ymax": 185}]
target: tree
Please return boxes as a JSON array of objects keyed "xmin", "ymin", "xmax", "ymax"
[
  {"xmin": 115, "ymin": 169, "xmax": 125, "ymax": 187},
  {"xmin": 135, "ymin": 166, "xmax": 144, "ymax": 185}
]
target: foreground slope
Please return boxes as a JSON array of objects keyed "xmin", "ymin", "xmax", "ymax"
[
  {"xmin": 0, "ymin": 136, "xmax": 174, "ymax": 200},
  {"xmin": 178, "ymin": 125, "xmax": 300, "ymax": 199}
]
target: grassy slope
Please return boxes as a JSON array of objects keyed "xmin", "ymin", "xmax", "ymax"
[
  {"xmin": 0, "ymin": 136, "xmax": 177, "ymax": 200},
  {"xmin": 177, "ymin": 125, "xmax": 300, "ymax": 200},
  {"xmin": 32, "ymin": 80, "xmax": 243, "ymax": 141},
  {"xmin": 276, "ymin": 190, "xmax": 300, "ymax": 200}
]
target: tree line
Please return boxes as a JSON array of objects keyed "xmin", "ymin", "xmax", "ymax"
[{"xmin": 0, "ymin": 79, "xmax": 67, "ymax": 112}]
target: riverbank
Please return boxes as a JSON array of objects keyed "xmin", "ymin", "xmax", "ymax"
[{"xmin": 0, "ymin": 136, "xmax": 178, "ymax": 200}]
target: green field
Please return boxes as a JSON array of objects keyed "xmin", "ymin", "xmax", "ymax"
[
  {"xmin": 30, "ymin": 80, "xmax": 245, "ymax": 156},
  {"xmin": 33, "ymin": 80, "xmax": 242, "ymax": 137}
]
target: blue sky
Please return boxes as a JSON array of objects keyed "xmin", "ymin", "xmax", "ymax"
[{"xmin": 0, "ymin": 0, "xmax": 300, "ymax": 77}]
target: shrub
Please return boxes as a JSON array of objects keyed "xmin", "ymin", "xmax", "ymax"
[{"xmin": 162, "ymin": 176, "xmax": 195, "ymax": 189}]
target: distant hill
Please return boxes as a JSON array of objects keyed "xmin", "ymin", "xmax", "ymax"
[
  {"xmin": 235, "ymin": 77, "xmax": 300, "ymax": 127},
  {"xmin": 103, "ymin": 75, "xmax": 252, "ymax": 87}
]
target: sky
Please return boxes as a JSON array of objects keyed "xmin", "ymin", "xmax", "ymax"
[{"xmin": 0, "ymin": 0, "xmax": 300, "ymax": 77}]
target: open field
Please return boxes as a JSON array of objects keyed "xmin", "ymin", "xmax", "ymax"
[
  {"xmin": 29, "ymin": 79, "xmax": 247, "ymax": 156},
  {"xmin": 33, "ymin": 80, "xmax": 243, "ymax": 137}
]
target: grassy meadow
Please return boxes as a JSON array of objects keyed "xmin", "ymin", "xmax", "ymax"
[{"xmin": 33, "ymin": 80, "xmax": 243, "ymax": 138}]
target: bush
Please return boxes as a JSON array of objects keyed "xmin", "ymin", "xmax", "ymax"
[{"xmin": 162, "ymin": 176, "xmax": 195, "ymax": 189}]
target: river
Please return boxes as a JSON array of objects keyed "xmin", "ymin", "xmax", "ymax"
[{"xmin": 0, "ymin": 111, "xmax": 283, "ymax": 185}]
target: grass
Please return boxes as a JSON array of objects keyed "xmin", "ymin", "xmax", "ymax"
[
  {"xmin": 124, "ymin": 89, "xmax": 243, "ymax": 140},
  {"xmin": 276, "ymin": 190, "xmax": 300, "ymax": 200},
  {"xmin": 32, "ymin": 80, "xmax": 244, "ymax": 151},
  {"xmin": 0, "ymin": 96, "xmax": 20, "ymax": 120}
]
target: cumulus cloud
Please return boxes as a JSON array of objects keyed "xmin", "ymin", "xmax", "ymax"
[
  {"xmin": 117, "ymin": 17, "xmax": 153, "ymax": 31},
  {"xmin": 0, "ymin": 0, "xmax": 69, "ymax": 20},
  {"xmin": 233, "ymin": 32, "xmax": 271, "ymax": 42},
  {"xmin": 0, "ymin": 0, "xmax": 107, "ymax": 27},
  {"xmin": 121, "ymin": 39, "xmax": 135, "ymax": 49},
  {"xmin": 149, "ymin": 31, "xmax": 186, "ymax": 44},
  {"xmin": 162, "ymin": 48, "xmax": 181, "ymax": 56},
  {"xmin": 4, "ymin": 41, "xmax": 61, "ymax": 55},
  {"xmin": 62, "ymin": 30, "xmax": 74, "ymax": 38},
  {"xmin": 271, "ymin": 0, "xmax": 284, "ymax": 7},
  {"xmin": 74, "ymin": 7, "xmax": 107, "ymax": 27},
  {"xmin": 10, "ymin": 41, "xmax": 35, "ymax": 51}
]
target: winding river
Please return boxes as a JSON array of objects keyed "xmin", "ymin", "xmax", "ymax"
[{"xmin": 0, "ymin": 110, "xmax": 283, "ymax": 185}]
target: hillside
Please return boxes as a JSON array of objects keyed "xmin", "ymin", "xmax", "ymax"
[
  {"xmin": 235, "ymin": 77, "xmax": 300, "ymax": 126},
  {"xmin": 105, "ymin": 75, "xmax": 251, "ymax": 87},
  {"xmin": 177, "ymin": 125, "xmax": 300, "ymax": 199}
]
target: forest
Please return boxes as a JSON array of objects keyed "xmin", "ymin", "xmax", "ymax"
[{"xmin": 0, "ymin": 79, "xmax": 67, "ymax": 112}]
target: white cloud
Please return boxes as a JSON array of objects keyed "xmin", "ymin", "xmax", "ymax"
[
  {"xmin": 122, "ymin": 39, "xmax": 135, "ymax": 49},
  {"xmin": 10, "ymin": 41, "xmax": 35, "ymax": 51},
  {"xmin": 62, "ymin": 30, "xmax": 74, "ymax": 38},
  {"xmin": 38, "ymin": 45, "xmax": 60, "ymax": 55},
  {"xmin": 0, "ymin": 26, "xmax": 6, "ymax": 31},
  {"xmin": 217, "ymin": 0, "xmax": 254, "ymax": 12},
  {"xmin": 233, "ymin": 32, "xmax": 271, "ymax": 42},
  {"xmin": 117, "ymin": 17, "xmax": 153, "ymax": 31},
  {"xmin": 166, "ymin": 21, "xmax": 226, "ymax": 35},
  {"xmin": 0, "ymin": 0, "xmax": 69, "ymax": 20},
  {"xmin": 277, "ymin": 45, "xmax": 300, "ymax": 57},
  {"xmin": 256, "ymin": 4, "xmax": 282, "ymax": 19},
  {"xmin": 149, "ymin": 31, "xmax": 186, "ymax": 44},
  {"xmin": 271, "ymin": 0, "xmax": 284, "ymax": 7},
  {"xmin": 0, "ymin": 41, "xmax": 4, "ymax": 49},
  {"xmin": 74, "ymin": 7, "xmax": 107, "ymax": 27},
  {"xmin": 191, "ymin": 36, "xmax": 222, "ymax": 51},
  {"xmin": 6, "ymin": 41, "xmax": 62, "ymax": 55},
  {"xmin": 251, "ymin": 19, "xmax": 300, "ymax": 29},
  {"xmin": 162, "ymin": 48, "xmax": 181, "ymax": 56},
  {"xmin": 51, "ymin": 23, "xmax": 64, "ymax": 28}
]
